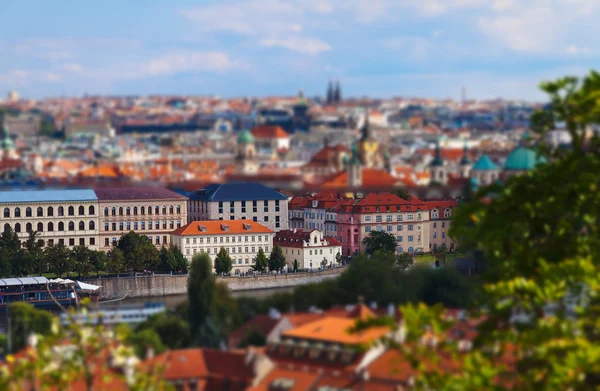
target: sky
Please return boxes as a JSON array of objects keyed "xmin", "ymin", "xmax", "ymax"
[{"xmin": 1, "ymin": 0, "xmax": 599, "ymax": 101}]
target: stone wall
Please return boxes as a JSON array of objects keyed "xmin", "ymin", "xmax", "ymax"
[{"xmin": 87, "ymin": 267, "xmax": 345, "ymax": 300}]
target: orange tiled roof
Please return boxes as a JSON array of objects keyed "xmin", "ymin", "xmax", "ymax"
[
  {"xmin": 171, "ymin": 220, "xmax": 273, "ymax": 236},
  {"xmin": 281, "ymin": 317, "xmax": 388, "ymax": 345},
  {"xmin": 248, "ymin": 368, "xmax": 320, "ymax": 391},
  {"xmin": 78, "ymin": 165, "xmax": 119, "ymax": 178},
  {"xmin": 251, "ymin": 125, "xmax": 290, "ymax": 139},
  {"xmin": 320, "ymin": 168, "xmax": 402, "ymax": 190}
]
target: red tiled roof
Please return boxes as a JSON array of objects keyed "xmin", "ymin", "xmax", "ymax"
[
  {"xmin": 251, "ymin": 125, "xmax": 290, "ymax": 139},
  {"xmin": 320, "ymin": 168, "xmax": 403, "ymax": 190},
  {"xmin": 172, "ymin": 220, "xmax": 273, "ymax": 236},
  {"xmin": 329, "ymin": 193, "xmax": 427, "ymax": 214},
  {"xmin": 424, "ymin": 200, "xmax": 459, "ymax": 211},
  {"xmin": 248, "ymin": 368, "xmax": 320, "ymax": 391},
  {"xmin": 228, "ymin": 315, "xmax": 282, "ymax": 349},
  {"xmin": 274, "ymin": 229, "xmax": 342, "ymax": 248},
  {"xmin": 303, "ymin": 145, "xmax": 350, "ymax": 168}
]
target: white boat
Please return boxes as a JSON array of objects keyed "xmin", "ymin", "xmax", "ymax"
[{"xmin": 60, "ymin": 302, "xmax": 166, "ymax": 326}]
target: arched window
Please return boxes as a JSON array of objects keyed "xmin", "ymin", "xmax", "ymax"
[
  {"xmin": 58, "ymin": 206, "xmax": 64, "ymax": 216},
  {"xmin": 314, "ymin": 236, "xmax": 317, "ymax": 244},
  {"xmin": 104, "ymin": 207, "xmax": 109, "ymax": 216},
  {"xmin": 155, "ymin": 206, "xmax": 160, "ymax": 215},
  {"xmin": 112, "ymin": 207, "xmax": 116, "ymax": 216},
  {"xmin": 15, "ymin": 223, "xmax": 21, "ymax": 233},
  {"xmin": 162, "ymin": 206, "xmax": 167, "ymax": 215},
  {"xmin": 89, "ymin": 205, "xmax": 95, "ymax": 215},
  {"xmin": 133, "ymin": 207, "xmax": 138, "ymax": 216},
  {"xmin": 68, "ymin": 221, "xmax": 75, "ymax": 231},
  {"xmin": 176, "ymin": 206, "xmax": 181, "ymax": 214},
  {"xmin": 48, "ymin": 222, "xmax": 54, "ymax": 232},
  {"xmin": 126, "ymin": 207, "xmax": 131, "ymax": 216},
  {"xmin": 26, "ymin": 223, "xmax": 32, "ymax": 232},
  {"xmin": 119, "ymin": 207, "xmax": 123, "ymax": 216},
  {"xmin": 147, "ymin": 206, "xmax": 152, "ymax": 215},
  {"xmin": 169, "ymin": 205, "xmax": 174, "ymax": 214},
  {"xmin": 26, "ymin": 207, "xmax": 32, "ymax": 217},
  {"xmin": 79, "ymin": 221, "xmax": 85, "ymax": 230},
  {"xmin": 68, "ymin": 206, "xmax": 74, "ymax": 216},
  {"xmin": 3, "ymin": 208, "xmax": 9, "ymax": 218},
  {"xmin": 47, "ymin": 206, "xmax": 54, "ymax": 216},
  {"xmin": 37, "ymin": 207, "xmax": 43, "ymax": 217},
  {"xmin": 15, "ymin": 207, "xmax": 21, "ymax": 217},
  {"xmin": 89, "ymin": 221, "xmax": 95, "ymax": 230},
  {"xmin": 141, "ymin": 206, "xmax": 145, "ymax": 215},
  {"xmin": 3, "ymin": 223, "xmax": 10, "ymax": 232},
  {"xmin": 58, "ymin": 222, "xmax": 64, "ymax": 231},
  {"xmin": 37, "ymin": 222, "xmax": 44, "ymax": 232}
]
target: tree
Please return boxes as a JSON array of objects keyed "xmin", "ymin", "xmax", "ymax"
[
  {"xmin": 106, "ymin": 248, "xmax": 125, "ymax": 274},
  {"xmin": 293, "ymin": 259, "xmax": 299, "ymax": 272},
  {"xmin": 396, "ymin": 252, "xmax": 414, "ymax": 270},
  {"xmin": 362, "ymin": 231, "xmax": 397, "ymax": 255},
  {"xmin": 45, "ymin": 243, "xmax": 71, "ymax": 278},
  {"xmin": 214, "ymin": 247, "xmax": 232, "ymax": 275},
  {"xmin": 187, "ymin": 253, "xmax": 221, "ymax": 347},
  {"xmin": 170, "ymin": 245, "xmax": 189, "ymax": 272},
  {"xmin": 135, "ymin": 312, "xmax": 191, "ymax": 350},
  {"xmin": 268, "ymin": 245, "xmax": 286, "ymax": 272},
  {"xmin": 89, "ymin": 250, "xmax": 108, "ymax": 277},
  {"xmin": 71, "ymin": 245, "xmax": 93, "ymax": 278},
  {"xmin": 252, "ymin": 248, "xmax": 268, "ymax": 272},
  {"xmin": 117, "ymin": 231, "xmax": 159, "ymax": 271},
  {"xmin": 391, "ymin": 71, "xmax": 600, "ymax": 390},
  {"xmin": 7, "ymin": 302, "xmax": 54, "ymax": 353},
  {"xmin": 335, "ymin": 252, "xmax": 342, "ymax": 266},
  {"xmin": 126, "ymin": 328, "xmax": 165, "ymax": 359},
  {"xmin": 321, "ymin": 257, "xmax": 328, "ymax": 268},
  {"xmin": 0, "ymin": 225, "xmax": 24, "ymax": 277}
]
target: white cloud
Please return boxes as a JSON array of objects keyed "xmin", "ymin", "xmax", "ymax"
[
  {"xmin": 302, "ymin": 0, "xmax": 334, "ymax": 14},
  {"xmin": 260, "ymin": 37, "xmax": 331, "ymax": 55},
  {"xmin": 491, "ymin": 0, "xmax": 517, "ymax": 11},
  {"xmin": 566, "ymin": 45, "xmax": 594, "ymax": 55},
  {"xmin": 0, "ymin": 69, "xmax": 62, "ymax": 86},
  {"xmin": 140, "ymin": 51, "xmax": 240, "ymax": 76},
  {"xmin": 63, "ymin": 63, "xmax": 83, "ymax": 73}
]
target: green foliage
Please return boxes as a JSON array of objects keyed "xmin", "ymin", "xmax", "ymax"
[
  {"xmin": 126, "ymin": 328, "xmax": 166, "ymax": 359},
  {"xmin": 214, "ymin": 247, "xmax": 232, "ymax": 274},
  {"xmin": 211, "ymin": 282, "xmax": 242, "ymax": 337},
  {"xmin": 117, "ymin": 231, "xmax": 159, "ymax": 271},
  {"xmin": 293, "ymin": 259, "xmax": 299, "ymax": 272},
  {"xmin": 187, "ymin": 252, "xmax": 221, "ymax": 347},
  {"xmin": 253, "ymin": 248, "xmax": 268, "ymax": 272},
  {"xmin": 268, "ymin": 245, "xmax": 286, "ymax": 272},
  {"xmin": 362, "ymin": 230, "xmax": 398, "ymax": 255},
  {"xmin": 396, "ymin": 252, "xmax": 414, "ymax": 270},
  {"xmin": 44, "ymin": 243, "xmax": 72, "ymax": 278},
  {"xmin": 7, "ymin": 302, "xmax": 54, "ymax": 353},
  {"xmin": 158, "ymin": 245, "xmax": 189, "ymax": 273},
  {"xmin": 107, "ymin": 247, "xmax": 125, "ymax": 274},
  {"xmin": 71, "ymin": 245, "xmax": 93, "ymax": 277},
  {"xmin": 238, "ymin": 327, "xmax": 267, "ymax": 348},
  {"xmin": 39, "ymin": 117, "xmax": 57, "ymax": 138},
  {"xmin": 135, "ymin": 312, "xmax": 191, "ymax": 350}
]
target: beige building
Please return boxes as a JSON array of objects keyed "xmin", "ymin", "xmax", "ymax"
[
  {"xmin": 426, "ymin": 201, "xmax": 458, "ymax": 252},
  {"xmin": 170, "ymin": 220, "xmax": 274, "ymax": 274},
  {"xmin": 94, "ymin": 187, "xmax": 188, "ymax": 252},
  {"xmin": 0, "ymin": 190, "xmax": 100, "ymax": 250},
  {"xmin": 273, "ymin": 229, "xmax": 342, "ymax": 270}
]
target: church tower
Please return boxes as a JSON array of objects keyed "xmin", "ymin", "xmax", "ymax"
[
  {"xmin": 357, "ymin": 109, "xmax": 379, "ymax": 168},
  {"xmin": 1, "ymin": 123, "xmax": 17, "ymax": 160},
  {"xmin": 459, "ymin": 140, "xmax": 472, "ymax": 178},
  {"xmin": 348, "ymin": 144, "xmax": 362, "ymax": 188},
  {"xmin": 236, "ymin": 130, "xmax": 257, "ymax": 174},
  {"xmin": 429, "ymin": 139, "xmax": 447, "ymax": 184}
]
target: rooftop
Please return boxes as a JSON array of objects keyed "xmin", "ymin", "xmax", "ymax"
[
  {"xmin": 0, "ymin": 189, "xmax": 97, "ymax": 203},
  {"xmin": 188, "ymin": 182, "xmax": 288, "ymax": 202},
  {"xmin": 282, "ymin": 316, "xmax": 388, "ymax": 345},
  {"xmin": 171, "ymin": 220, "xmax": 273, "ymax": 236},
  {"xmin": 93, "ymin": 187, "xmax": 187, "ymax": 201}
]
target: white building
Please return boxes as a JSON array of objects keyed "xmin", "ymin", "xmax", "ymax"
[
  {"xmin": 170, "ymin": 220, "xmax": 274, "ymax": 274},
  {"xmin": 273, "ymin": 229, "xmax": 342, "ymax": 270}
]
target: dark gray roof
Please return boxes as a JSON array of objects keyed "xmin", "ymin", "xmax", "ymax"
[
  {"xmin": 93, "ymin": 187, "xmax": 187, "ymax": 201},
  {"xmin": 189, "ymin": 182, "xmax": 287, "ymax": 202}
]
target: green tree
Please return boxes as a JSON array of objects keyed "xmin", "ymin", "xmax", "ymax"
[
  {"xmin": 170, "ymin": 245, "xmax": 189, "ymax": 272},
  {"xmin": 135, "ymin": 312, "xmax": 191, "ymax": 350},
  {"xmin": 335, "ymin": 252, "xmax": 342, "ymax": 265},
  {"xmin": 187, "ymin": 253, "xmax": 221, "ymax": 347},
  {"xmin": 89, "ymin": 250, "xmax": 108, "ymax": 277},
  {"xmin": 7, "ymin": 302, "xmax": 54, "ymax": 353},
  {"xmin": 362, "ymin": 230, "xmax": 397, "ymax": 255},
  {"xmin": 293, "ymin": 259, "xmax": 299, "ymax": 272},
  {"xmin": 126, "ymin": 328, "xmax": 165, "ymax": 359},
  {"xmin": 23, "ymin": 230, "xmax": 45, "ymax": 275},
  {"xmin": 252, "ymin": 248, "xmax": 268, "ymax": 272},
  {"xmin": 321, "ymin": 257, "xmax": 328, "ymax": 268},
  {"xmin": 0, "ymin": 225, "xmax": 24, "ymax": 277},
  {"xmin": 396, "ymin": 252, "xmax": 414, "ymax": 270},
  {"xmin": 44, "ymin": 243, "xmax": 71, "ymax": 278},
  {"xmin": 268, "ymin": 245, "xmax": 286, "ymax": 272},
  {"xmin": 117, "ymin": 231, "xmax": 159, "ymax": 271},
  {"xmin": 106, "ymin": 248, "xmax": 125, "ymax": 274},
  {"xmin": 214, "ymin": 247, "xmax": 232, "ymax": 275},
  {"xmin": 71, "ymin": 245, "xmax": 93, "ymax": 278}
]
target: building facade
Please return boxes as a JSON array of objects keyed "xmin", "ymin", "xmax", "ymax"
[
  {"xmin": 274, "ymin": 229, "xmax": 342, "ymax": 270},
  {"xmin": 187, "ymin": 183, "xmax": 289, "ymax": 232},
  {"xmin": 94, "ymin": 187, "xmax": 188, "ymax": 251},
  {"xmin": 425, "ymin": 201, "xmax": 458, "ymax": 252},
  {"xmin": 0, "ymin": 190, "xmax": 100, "ymax": 250},
  {"xmin": 170, "ymin": 220, "xmax": 274, "ymax": 274},
  {"xmin": 288, "ymin": 192, "xmax": 344, "ymax": 238}
]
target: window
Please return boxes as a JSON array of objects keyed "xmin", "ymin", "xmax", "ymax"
[
  {"xmin": 397, "ymin": 225, "xmax": 403, "ymax": 231},
  {"xmin": 230, "ymin": 215, "xmax": 235, "ymax": 220},
  {"xmin": 162, "ymin": 206, "xmax": 167, "ymax": 215},
  {"xmin": 397, "ymin": 236, "xmax": 403, "ymax": 242},
  {"xmin": 104, "ymin": 207, "xmax": 109, "ymax": 216},
  {"xmin": 126, "ymin": 222, "xmax": 131, "ymax": 230},
  {"xmin": 134, "ymin": 222, "xmax": 138, "ymax": 230},
  {"xmin": 364, "ymin": 216, "xmax": 371, "ymax": 222},
  {"xmin": 387, "ymin": 225, "xmax": 393, "ymax": 232},
  {"xmin": 253, "ymin": 201, "xmax": 257, "ymax": 213},
  {"xmin": 264, "ymin": 216, "xmax": 269, "ymax": 222},
  {"xmin": 58, "ymin": 206, "xmax": 64, "ymax": 216},
  {"xmin": 375, "ymin": 215, "xmax": 382, "ymax": 223},
  {"xmin": 176, "ymin": 206, "xmax": 181, "ymax": 214},
  {"xmin": 48, "ymin": 222, "xmax": 54, "ymax": 231},
  {"xmin": 155, "ymin": 236, "xmax": 160, "ymax": 244},
  {"xmin": 229, "ymin": 201, "xmax": 234, "ymax": 214},
  {"xmin": 69, "ymin": 238, "xmax": 75, "ymax": 246},
  {"xmin": 105, "ymin": 223, "xmax": 109, "ymax": 231},
  {"xmin": 141, "ymin": 206, "xmax": 145, "ymax": 215},
  {"xmin": 14, "ymin": 223, "xmax": 21, "ymax": 232},
  {"xmin": 275, "ymin": 200, "xmax": 280, "ymax": 212},
  {"xmin": 79, "ymin": 238, "xmax": 85, "ymax": 246},
  {"xmin": 119, "ymin": 222, "xmax": 124, "ymax": 231},
  {"xmin": 119, "ymin": 207, "xmax": 123, "ymax": 216},
  {"xmin": 433, "ymin": 222, "xmax": 437, "ymax": 229},
  {"xmin": 26, "ymin": 207, "xmax": 32, "ymax": 217},
  {"xmin": 59, "ymin": 239, "xmax": 64, "ymax": 245},
  {"xmin": 241, "ymin": 201, "xmax": 246, "ymax": 213},
  {"xmin": 46, "ymin": 206, "xmax": 53, "ymax": 216},
  {"xmin": 133, "ymin": 207, "xmax": 138, "ymax": 216},
  {"xmin": 253, "ymin": 216, "xmax": 257, "ymax": 222},
  {"xmin": 112, "ymin": 223, "xmax": 116, "ymax": 231},
  {"xmin": 218, "ymin": 201, "xmax": 223, "ymax": 214},
  {"xmin": 155, "ymin": 206, "xmax": 160, "ymax": 215},
  {"xmin": 408, "ymin": 236, "xmax": 414, "ymax": 242},
  {"xmin": 417, "ymin": 213, "xmax": 422, "ymax": 220},
  {"xmin": 58, "ymin": 222, "xmax": 64, "ymax": 231},
  {"xmin": 264, "ymin": 200, "xmax": 268, "ymax": 213},
  {"xmin": 442, "ymin": 222, "xmax": 446, "ymax": 228},
  {"xmin": 78, "ymin": 206, "xmax": 84, "ymax": 216},
  {"xmin": 78, "ymin": 221, "xmax": 85, "ymax": 231},
  {"xmin": 177, "ymin": 221, "xmax": 181, "ymax": 228},
  {"xmin": 163, "ymin": 236, "xmax": 167, "ymax": 244},
  {"xmin": 15, "ymin": 207, "xmax": 21, "ymax": 217},
  {"xmin": 37, "ymin": 222, "xmax": 43, "ymax": 232},
  {"xmin": 408, "ymin": 225, "xmax": 414, "ymax": 231},
  {"xmin": 407, "ymin": 214, "xmax": 414, "ymax": 220},
  {"xmin": 105, "ymin": 238, "xmax": 110, "ymax": 246},
  {"xmin": 162, "ymin": 221, "xmax": 167, "ymax": 229},
  {"xmin": 111, "ymin": 207, "xmax": 116, "ymax": 216},
  {"xmin": 275, "ymin": 216, "xmax": 280, "ymax": 228},
  {"xmin": 68, "ymin": 206, "xmax": 74, "ymax": 216},
  {"xmin": 68, "ymin": 221, "xmax": 75, "ymax": 231},
  {"xmin": 365, "ymin": 226, "xmax": 371, "ymax": 233},
  {"xmin": 89, "ymin": 238, "xmax": 95, "ymax": 246},
  {"xmin": 442, "ymin": 232, "xmax": 446, "ymax": 239},
  {"xmin": 376, "ymin": 225, "xmax": 382, "ymax": 231},
  {"xmin": 433, "ymin": 232, "xmax": 437, "ymax": 239},
  {"xmin": 386, "ymin": 215, "xmax": 392, "ymax": 222},
  {"xmin": 89, "ymin": 221, "xmax": 95, "ymax": 230},
  {"xmin": 47, "ymin": 239, "xmax": 54, "ymax": 246},
  {"xmin": 37, "ymin": 207, "xmax": 43, "ymax": 217},
  {"xmin": 3, "ymin": 208, "xmax": 9, "ymax": 218},
  {"xmin": 155, "ymin": 221, "xmax": 160, "ymax": 229},
  {"xmin": 141, "ymin": 222, "xmax": 145, "ymax": 230},
  {"xmin": 126, "ymin": 207, "xmax": 131, "ymax": 216}
]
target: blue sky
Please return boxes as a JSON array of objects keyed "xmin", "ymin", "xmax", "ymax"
[{"xmin": 1, "ymin": 0, "xmax": 599, "ymax": 101}]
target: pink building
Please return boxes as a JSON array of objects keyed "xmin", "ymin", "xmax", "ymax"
[{"xmin": 425, "ymin": 200, "xmax": 459, "ymax": 252}]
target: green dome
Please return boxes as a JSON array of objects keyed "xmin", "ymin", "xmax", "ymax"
[
  {"xmin": 1, "ymin": 124, "xmax": 14, "ymax": 150},
  {"xmin": 504, "ymin": 146, "xmax": 546, "ymax": 171},
  {"xmin": 237, "ymin": 130, "xmax": 255, "ymax": 144},
  {"xmin": 472, "ymin": 155, "xmax": 498, "ymax": 171}
]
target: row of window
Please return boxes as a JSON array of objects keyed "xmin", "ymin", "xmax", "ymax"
[
  {"xmin": 218, "ymin": 200, "xmax": 281, "ymax": 214},
  {"xmin": 103, "ymin": 205, "xmax": 182, "ymax": 217},
  {"xmin": 397, "ymin": 235, "xmax": 420, "ymax": 242},
  {"xmin": 183, "ymin": 246, "xmax": 269, "ymax": 255},
  {"xmin": 46, "ymin": 237, "xmax": 96, "ymax": 247},
  {"xmin": 4, "ymin": 221, "xmax": 95, "ymax": 233},
  {"xmin": 3, "ymin": 205, "xmax": 95, "ymax": 218},
  {"xmin": 364, "ymin": 213, "xmax": 422, "ymax": 223},
  {"xmin": 216, "ymin": 215, "xmax": 281, "ymax": 228},
  {"xmin": 103, "ymin": 220, "xmax": 182, "ymax": 232},
  {"xmin": 365, "ymin": 225, "xmax": 421, "ymax": 233},
  {"xmin": 432, "ymin": 222, "xmax": 447, "ymax": 229},
  {"xmin": 433, "ymin": 232, "xmax": 447, "ymax": 239},
  {"xmin": 184, "ymin": 235, "xmax": 268, "ymax": 245},
  {"xmin": 104, "ymin": 235, "xmax": 168, "ymax": 247},
  {"xmin": 430, "ymin": 209, "xmax": 452, "ymax": 219}
]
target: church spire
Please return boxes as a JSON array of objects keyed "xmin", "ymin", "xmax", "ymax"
[
  {"xmin": 430, "ymin": 138, "xmax": 444, "ymax": 167},
  {"xmin": 359, "ymin": 108, "xmax": 373, "ymax": 141},
  {"xmin": 460, "ymin": 139, "xmax": 471, "ymax": 165},
  {"xmin": 326, "ymin": 80, "xmax": 334, "ymax": 104}
]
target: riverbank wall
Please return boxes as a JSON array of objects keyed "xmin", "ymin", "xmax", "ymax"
[{"xmin": 87, "ymin": 268, "xmax": 345, "ymax": 300}]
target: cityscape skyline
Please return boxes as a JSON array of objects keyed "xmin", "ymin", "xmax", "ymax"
[{"xmin": 2, "ymin": 0, "xmax": 599, "ymax": 101}]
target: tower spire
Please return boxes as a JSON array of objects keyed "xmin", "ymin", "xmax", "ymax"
[{"xmin": 359, "ymin": 108, "xmax": 372, "ymax": 141}]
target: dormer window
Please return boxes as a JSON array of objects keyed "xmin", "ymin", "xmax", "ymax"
[
  {"xmin": 243, "ymin": 223, "xmax": 252, "ymax": 231},
  {"xmin": 198, "ymin": 225, "xmax": 207, "ymax": 232},
  {"xmin": 221, "ymin": 224, "xmax": 229, "ymax": 231}
]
